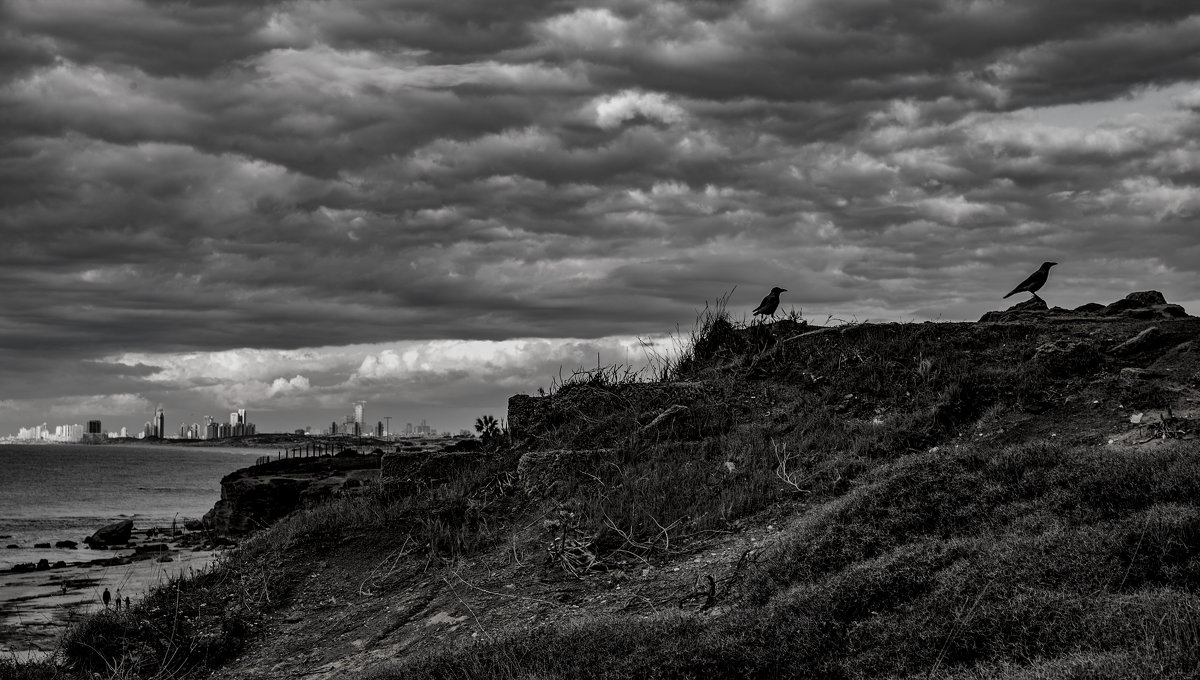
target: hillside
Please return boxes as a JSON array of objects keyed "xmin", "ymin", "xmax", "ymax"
[{"xmin": 9, "ymin": 292, "xmax": 1200, "ymax": 680}]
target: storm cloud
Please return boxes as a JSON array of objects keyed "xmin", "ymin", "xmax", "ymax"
[{"xmin": 2, "ymin": 0, "xmax": 1199, "ymax": 434}]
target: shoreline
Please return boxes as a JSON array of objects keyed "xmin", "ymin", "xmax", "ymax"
[{"xmin": 0, "ymin": 526, "xmax": 223, "ymax": 658}]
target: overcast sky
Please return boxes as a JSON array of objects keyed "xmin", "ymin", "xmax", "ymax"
[{"xmin": 2, "ymin": 0, "xmax": 1199, "ymax": 436}]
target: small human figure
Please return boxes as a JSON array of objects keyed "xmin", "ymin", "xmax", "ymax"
[
  {"xmin": 102, "ymin": 588, "xmax": 111, "ymax": 609},
  {"xmin": 125, "ymin": 596, "xmax": 131, "ymax": 610}
]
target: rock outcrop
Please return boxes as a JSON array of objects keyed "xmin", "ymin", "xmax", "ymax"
[
  {"xmin": 202, "ymin": 455, "xmax": 381, "ymax": 536},
  {"xmin": 84, "ymin": 519, "xmax": 133, "ymax": 548},
  {"xmin": 980, "ymin": 291, "xmax": 1190, "ymax": 323}
]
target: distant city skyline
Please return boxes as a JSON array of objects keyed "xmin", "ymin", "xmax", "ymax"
[
  {"xmin": 2, "ymin": 400, "xmax": 484, "ymax": 441},
  {"xmin": 2, "ymin": 3, "xmax": 1199, "ymax": 437}
]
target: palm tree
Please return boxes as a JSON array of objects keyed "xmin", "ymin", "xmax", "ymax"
[{"xmin": 474, "ymin": 414, "xmax": 501, "ymax": 443}]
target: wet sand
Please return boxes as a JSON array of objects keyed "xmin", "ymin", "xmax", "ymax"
[{"xmin": 0, "ymin": 529, "xmax": 221, "ymax": 658}]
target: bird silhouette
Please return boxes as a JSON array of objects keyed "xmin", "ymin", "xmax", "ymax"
[
  {"xmin": 1003, "ymin": 262, "xmax": 1057, "ymax": 300},
  {"xmin": 753, "ymin": 287, "xmax": 787, "ymax": 318}
]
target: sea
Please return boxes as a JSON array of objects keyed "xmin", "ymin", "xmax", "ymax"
[{"xmin": 0, "ymin": 443, "xmax": 260, "ymax": 571}]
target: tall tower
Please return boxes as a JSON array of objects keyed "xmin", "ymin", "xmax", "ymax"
[
  {"xmin": 154, "ymin": 406, "xmax": 165, "ymax": 439},
  {"xmin": 353, "ymin": 401, "xmax": 365, "ymax": 425}
]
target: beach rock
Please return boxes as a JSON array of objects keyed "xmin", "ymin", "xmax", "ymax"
[
  {"xmin": 5, "ymin": 544, "xmax": 17, "ymax": 549},
  {"xmin": 53, "ymin": 561, "xmax": 66, "ymax": 568},
  {"xmin": 55, "ymin": 540, "xmax": 78, "ymax": 549},
  {"xmin": 184, "ymin": 519, "xmax": 205, "ymax": 531},
  {"xmin": 156, "ymin": 555, "xmax": 174, "ymax": 563},
  {"xmin": 35, "ymin": 558, "xmax": 49, "ymax": 571},
  {"xmin": 84, "ymin": 519, "xmax": 133, "ymax": 548},
  {"xmin": 34, "ymin": 542, "xmax": 50, "ymax": 549}
]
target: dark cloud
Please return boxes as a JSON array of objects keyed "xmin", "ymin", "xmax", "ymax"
[{"xmin": 2, "ymin": 0, "xmax": 1200, "ymax": 434}]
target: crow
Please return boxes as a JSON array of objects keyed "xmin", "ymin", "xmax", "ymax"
[
  {"xmin": 1003, "ymin": 262, "xmax": 1057, "ymax": 299},
  {"xmin": 753, "ymin": 287, "xmax": 787, "ymax": 318}
]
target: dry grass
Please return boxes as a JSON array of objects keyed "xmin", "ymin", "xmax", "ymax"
[{"xmin": 17, "ymin": 308, "xmax": 1198, "ymax": 679}]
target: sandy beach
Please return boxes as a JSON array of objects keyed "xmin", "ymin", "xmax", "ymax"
[{"xmin": 0, "ymin": 527, "xmax": 221, "ymax": 659}]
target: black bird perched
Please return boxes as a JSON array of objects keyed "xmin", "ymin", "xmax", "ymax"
[
  {"xmin": 753, "ymin": 287, "xmax": 787, "ymax": 318},
  {"xmin": 102, "ymin": 588, "xmax": 111, "ymax": 609},
  {"xmin": 1003, "ymin": 262, "xmax": 1057, "ymax": 300}
]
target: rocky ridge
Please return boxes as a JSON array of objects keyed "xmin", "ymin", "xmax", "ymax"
[{"xmin": 42, "ymin": 291, "xmax": 1200, "ymax": 680}]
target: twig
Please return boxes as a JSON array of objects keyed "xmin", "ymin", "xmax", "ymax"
[
  {"xmin": 449, "ymin": 570, "xmax": 559, "ymax": 608},
  {"xmin": 929, "ymin": 580, "xmax": 992, "ymax": 678},
  {"xmin": 441, "ymin": 575, "xmax": 493, "ymax": 643},
  {"xmin": 1119, "ymin": 509, "xmax": 1154, "ymax": 592},
  {"xmin": 773, "ymin": 439, "xmax": 814, "ymax": 494},
  {"xmin": 358, "ymin": 536, "xmax": 413, "ymax": 596}
]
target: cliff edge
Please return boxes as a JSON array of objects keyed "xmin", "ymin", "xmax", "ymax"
[{"xmin": 37, "ymin": 292, "xmax": 1200, "ymax": 680}]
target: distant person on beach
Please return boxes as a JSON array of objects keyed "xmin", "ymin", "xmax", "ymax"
[
  {"xmin": 102, "ymin": 587, "xmax": 111, "ymax": 609},
  {"xmin": 115, "ymin": 589, "xmax": 122, "ymax": 612},
  {"xmin": 126, "ymin": 596, "xmax": 131, "ymax": 610}
]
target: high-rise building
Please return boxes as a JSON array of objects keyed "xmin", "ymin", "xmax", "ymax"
[
  {"xmin": 354, "ymin": 402, "xmax": 365, "ymax": 425},
  {"xmin": 87, "ymin": 420, "xmax": 102, "ymax": 434},
  {"xmin": 153, "ymin": 406, "xmax": 165, "ymax": 438}
]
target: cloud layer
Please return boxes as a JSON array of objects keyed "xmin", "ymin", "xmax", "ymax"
[{"xmin": 2, "ymin": 0, "xmax": 1199, "ymax": 433}]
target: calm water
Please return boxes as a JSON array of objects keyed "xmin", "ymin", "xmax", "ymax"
[{"xmin": 0, "ymin": 444, "xmax": 258, "ymax": 570}]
